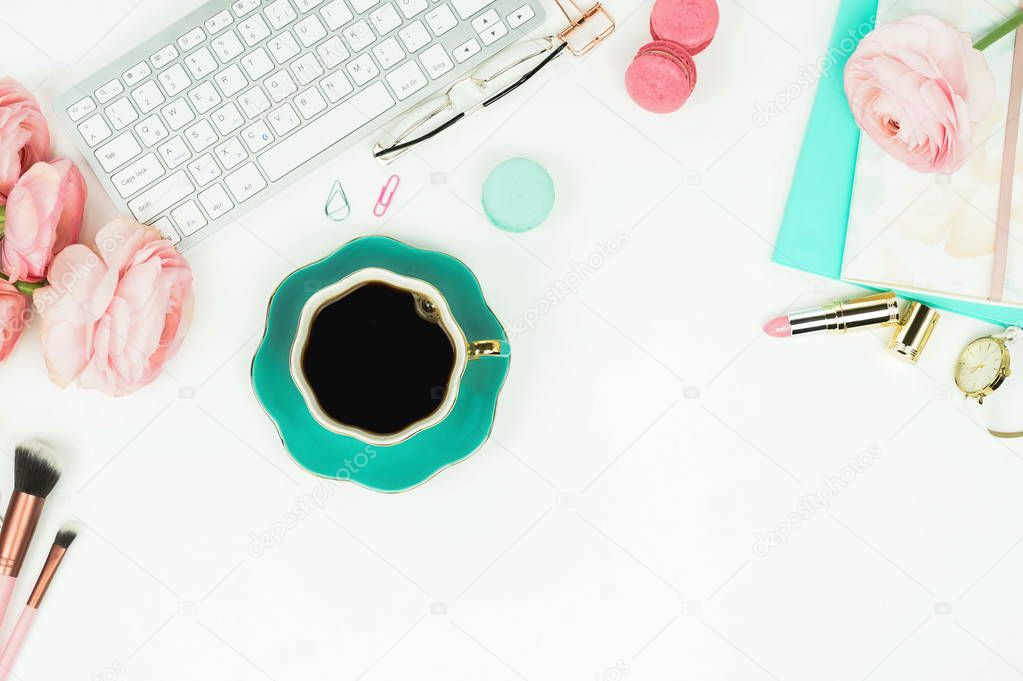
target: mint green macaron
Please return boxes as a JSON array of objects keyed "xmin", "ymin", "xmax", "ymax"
[{"xmin": 482, "ymin": 158, "xmax": 555, "ymax": 232}]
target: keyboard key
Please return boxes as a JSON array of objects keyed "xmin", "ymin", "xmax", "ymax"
[
  {"xmin": 399, "ymin": 20, "xmax": 430, "ymax": 52},
  {"xmin": 343, "ymin": 20, "xmax": 375, "ymax": 51},
  {"xmin": 294, "ymin": 87, "xmax": 327, "ymax": 118},
  {"xmin": 238, "ymin": 86, "xmax": 271, "ymax": 117},
  {"xmin": 184, "ymin": 120, "xmax": 218, "ymax": 151},
  {"xmin": 346, "ymin": 53, "xmax": 379, "ymax": 86},
  {"xmin": 187, "ymin": 82, "xmax": 222, "ymax": 113},
  {"xmin": 267, "ymin": 102, "xmax": 301, "ymax": 135},
  {"xmin": 212, "ymin": 102, "xmax": 245, "ymax": 134},
  {"xmin": 96, "ymin": 131, "xmax": 143, "ymax": 172},
  {"xmin": 171, "ymin": 200, "xmax": 208, "ymax": 236},
  {"xmin": 506, "ymin": 3, "xmax": 534, "ymax": 28},
  {"xmin": 471, "ymin": 9, "xmax": 498, "ymax": 32},
  {"xmin": 158, "ymin": 136, "xmax": 191, "ymax": 167},
  {"xmin": 453, "ymin": 37, "xmax": 480, "ymax": 62},
  {"xmin": 241, "ymin": 48, "xmax": 275, "ymax": 79},
  {"xmin": 290, "ymin": 53, "xmax": 323, "ymax": 85},
  {"xmin": 264, "ymin": 70, "xmax": 297, "ymax": 101},
  {"xmin": 198, "ymin": 184, "xmax": 235, "ymax": 219},
  {"xmin": 295, "ymin": 0, "xmax": 324, "ymax": 10},
  {"xmin": 177, "ymin": 27, "xmax": 206, "ymax": 52},
  {"xmin": 150, "ymin": 44, "xmax": 179, "ymax": 69},
  {"xmin": 450, "ymin": 0, "xmax": 492, "ymax": 19},
  {"xmin": 319, "ymin": 71, "xmax": 353, "ymax": 102},
  {"xmin": 385, "ymin": 60, "xmax": 428, "ymax": 100},
  {"xmin": 214, "ymin": 64, "xmax": 248, "ymax": 97},
  {"xmin": 295, "ymin": 15, "xmax": 327, "ymax": 46},
  {"xmin": 478, "ymin": 19, "xmax": 507, "ymax": 45},
  {"xmin": 95, "ymin": 79, "xmax": 124, "ymax": 104},
  {"xmin": 131, "ymin": 81, "xmax": 165, "ymax": 114},
  {"xmin": 373, "ymin": 37, "xmax": 404, "ymax": 69},
  {"xmin": 123, "ymin": 62, "xmax": 152, "ymax": 87},
  {"xmin": 239, "ymin": 15, "xmax": 272, "ymax": 45},
  {"xmin": 66, "ymin": 96, "xmax": 96, "ymax": 122},
  {"xmin": 317, "ymin": 36, "xmax": 350, "ymax": 68},
  {"xmin": 151, "ymin": 216, "xmax": 181, "ymax": 245},
  {"xmin": 106, "ymin": 97, "xmax": 139, "ymax": 129},
  {"xmin": 257, "ymin": 82, "xmax": 393, "ymax": 181},
  {"xmin": 241, "ymin": 121, "xmax": 275, "ymax": 151},
  {"xmin": 162, "ymin": 98, "xmax": 196, "ymax": 130},
  {"xmin": 214, "ymin": 137, "xmax": 249, "ymax": 169},
  {"xmin": 232, "ymin": 0, "xmax": 261, "ymax": 17},
  {"xmin": 320, "ymin": 0, "xmax": 354, "ymax": 29},
  {"xmin": 425, "ymin": 4, "xmax": 456, "ymax": 35},
  {"xmin": 265, "ymin": 0, "xmax": 298, "ymax": 29},
  {"xmin": 134, "ymin": 115, "xmax": 169, "ymax": 146},
  {"xmin": 185, "ymin": 47, "xmax": 218, "ymax": 79},
  {"xmin": 187, "ymin": 153, "xmax": 222, "ymax": 186},
  {"xmin": 419, "ymin": 43, "xmax": 453, "ymax": 79},
  {"xmin": 112, "ymin": 153, "xmax": 165, "ymax": 198},
  {"xmin": 369, "ymin": 4, "xmax": 402, "ymax": 34},
  {"xmin": 158, "ymin": 64, "xmax": 192, "ymax": 97},
  {"xmin": 224, "ymin": 162, "xmax": 267, "ymax": 202},
  {"xmin": 206, "ymin": 10, "xmax": 235, "ymax": 35},
  {"xmin": 268, "ymin": 31, "xmax": 301, "ymax": 63},
  {"xmin": 350, "ymin": 0, "xmax": 378, "ymax": 12},
  {"xmin": 397, "ymin": 0, "xmax": 428, "ymax": 18},
  {"xmin": 77, "ymin": 114, "xmax": 112, "ymax": 147},
  {"xmin": 212, "ymin": 30, "xmax": 245, "ymax": 63},
  {"xmin": 129, "ymin": 171, "xmax": 195, "ymax": 222}
]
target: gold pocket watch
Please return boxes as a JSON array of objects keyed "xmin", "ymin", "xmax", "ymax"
[{"xmin": 954, "ymin": 328, "xmax": 1019, "ymax": 404}]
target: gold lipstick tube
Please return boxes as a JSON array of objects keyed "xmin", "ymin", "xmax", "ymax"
[
  {"xmin": 788, "ymin": 292, "xmax": 900, "ymax": 335},
  {"xmin": 0, "ymin": 493, "xmax": 45, "ymax": 577}
]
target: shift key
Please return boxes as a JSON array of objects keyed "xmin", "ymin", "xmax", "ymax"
[{"xmin": 128, "ymin": 171, "xmax": 195, "ymax": 222}]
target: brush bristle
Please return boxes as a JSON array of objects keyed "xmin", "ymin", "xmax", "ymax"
[
  {"xmin": 54, "ymin": 526, "xmax": 77, "ymax": 549},
  {"xmin": 14, "ymin": 442, "xmax": 61, "ymax": 498}
]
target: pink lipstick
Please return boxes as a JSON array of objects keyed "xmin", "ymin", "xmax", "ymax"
[{"xmin": 764, "ymin": 292, "xmax": 900, "ymax": 337}]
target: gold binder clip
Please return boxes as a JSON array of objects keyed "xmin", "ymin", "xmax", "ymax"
[{"xmin": 554, "ymin": 0, "xmax": 615, "ymax": 56}]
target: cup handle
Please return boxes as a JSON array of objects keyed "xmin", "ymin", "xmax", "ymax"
[{"xmin": 467, "ymin": 340, "xmax": 504, "ymax": 359}]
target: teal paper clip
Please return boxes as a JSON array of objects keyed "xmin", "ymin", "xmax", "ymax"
[{"xmin": 325, "ymin": 180, "xmax": 351, "ymax": 221}]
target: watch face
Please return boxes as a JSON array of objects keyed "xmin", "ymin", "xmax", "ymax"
[{"xmin": 956, "ymin": 338, "xmax": 1005, "ymax": 394}]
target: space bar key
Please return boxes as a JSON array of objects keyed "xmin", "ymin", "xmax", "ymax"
[{"xmin": 257, "ymin": 83, "xmax": 395, "ymax": 182}]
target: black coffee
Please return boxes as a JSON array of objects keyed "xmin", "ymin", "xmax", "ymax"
[{"xmin": 302, "ymin": 282, "xmax": 456, "ymax": 436}]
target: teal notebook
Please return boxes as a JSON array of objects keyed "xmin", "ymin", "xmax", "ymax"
[{"xmin": 773, "ymin": 0, "xmax": 1023, "ymax": 326}]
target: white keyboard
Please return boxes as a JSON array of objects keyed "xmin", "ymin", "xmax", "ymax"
[{"xmin": 58, "ymin": 0, "xmax": 544, "ymax": 249}]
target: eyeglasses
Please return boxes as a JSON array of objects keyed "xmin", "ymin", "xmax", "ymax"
[{"xmin": 373, "ymin": 36, "xmax": 569, "ymax": 163}]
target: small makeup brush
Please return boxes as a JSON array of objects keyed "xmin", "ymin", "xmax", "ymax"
[
  {"xmin": 0, "ymin": 528, "xmax": 76, "ymax": 681},
  {"xmin": 0, "ymin": 443, "xmax": 61, "ymax": 626}
]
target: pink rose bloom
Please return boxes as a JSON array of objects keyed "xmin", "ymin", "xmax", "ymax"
[
  {"xmin": 0, "ymin": 281, "xmax": 28, "ymax": 361},
  {"xmin": 2, "ymin": 159, "xmax": 87, "ymax": 283},
  {"xmin": 844, "ymin": 15, "xmax": 995, "ymax": 174},
  {"xmin": 34, "ymin": 218, "xmax": 193, "ymax": 396},
  {"xmin": 0, "ymin": 78, "xmax": 51, "ymax": 202}
]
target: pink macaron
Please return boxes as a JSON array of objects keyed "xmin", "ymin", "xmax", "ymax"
[
  {"xmin": 649, "ymin": 0, "xmax": 719, "ymax": 55},
  {"xmin": 624, "ymin": 40, "xmax": 697, "ymax": 114}
]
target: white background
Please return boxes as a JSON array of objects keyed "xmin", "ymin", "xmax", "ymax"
[{"xmin": 2, "ymin": 1, "xmax": 1022, "ymax": 680}]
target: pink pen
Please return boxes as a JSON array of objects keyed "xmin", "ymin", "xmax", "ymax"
[{"xmin": 0, "ymin": 528, "xmax": 76, "ymax": 681}]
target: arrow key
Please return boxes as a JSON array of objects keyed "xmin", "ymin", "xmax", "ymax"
[{"xmin": 454, "ymin": 37, "xmax": 481, "ymax": 63}]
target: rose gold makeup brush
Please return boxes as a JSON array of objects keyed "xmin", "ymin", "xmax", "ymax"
[
  {"xmin": 0, "ymin": 527, "xmax": 76, "ymax": 681},
  {"xmin": 0, "ymin": 443, "xmax": 60, "ymax": 627}
]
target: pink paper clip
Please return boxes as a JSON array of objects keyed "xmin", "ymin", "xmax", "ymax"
[{"xmin": 373, "ymin": 174, "xmax": 400, "ymax": 217}]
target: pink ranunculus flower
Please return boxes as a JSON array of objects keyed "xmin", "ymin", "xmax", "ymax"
[
  {"xmin": 34, "ymin": 218, "xmax": 194, "ymax": 397},
  {"xmin": 844, "ymin": 15, "xmax": 996, "ymax": 174},
  {"xmin": 0, "ymin": 78, "xmax": 51, "ymax": 203},
  {"xmin": 1, "ymin": 159, "xmax": 87, "ymax": 283},
  {"xmin": 0, "ymin": 281, "xmax": 28, "ymax": 361}
]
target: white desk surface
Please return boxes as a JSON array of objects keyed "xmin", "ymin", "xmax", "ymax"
[{"xmin": 1, "ymin": 1, "xmax": 1020, "ymax": 679}]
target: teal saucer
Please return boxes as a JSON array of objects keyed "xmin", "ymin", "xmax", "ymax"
[{"xmin": 251, "ymin": 237, "xmax": 511, "ymax": 492}]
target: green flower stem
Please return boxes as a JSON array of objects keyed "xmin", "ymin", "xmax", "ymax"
[
  {"xmin": 0, "ymin": 273, "xmax": 45, "ymax": 295},
  {"xmin": 975, "ymin": 10, "xmax": 1023, "ymax": 51},
  {"xmin": 0, "ymin": 205, "xmax": 5, "ymax": 239}
]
